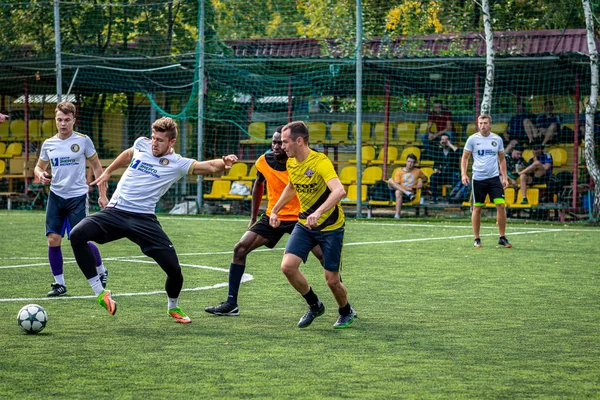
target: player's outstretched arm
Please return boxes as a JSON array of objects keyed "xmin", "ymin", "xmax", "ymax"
[
  {"xmin": 91, "ymin": 148, "xmax": 133, "ymax": 187},
  {"xmin": 192, "ymin": 154, "xmax": 238, "ymax": 175},
  {"xmin": 34, "ymin": 159, "xmax": 51, "ymax": 185}
]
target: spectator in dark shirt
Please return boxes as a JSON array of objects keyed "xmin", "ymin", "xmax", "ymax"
[
  {"xmin": 505, "ymin": 144, "xmax": 527, "ymax": 187},
  {"xmin": 421, "ymin": 100, "xmax": 453, "ymax": 158},
  {"xmin": 518, "ymin": 144, "xmax": 553, "ymax": 204},
  {"xmin": 429, "ymin": 133, "xmax": 461, "ymax": 202},
  {"xmin": 535, "ymin": 100, "xmax": 561, "ymax": 147},
  {"xmin": 504, "ymin": 103, "xmax": 535, "ymax": 152}
]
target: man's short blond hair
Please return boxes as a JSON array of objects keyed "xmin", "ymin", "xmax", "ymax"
[
  {"xmin": 478, "ymin": 113, "xmax": 492, "ymax": 123},
  {"xmin": 55, "ymin": 101, "xmax": 76, "ymax": 117},
  {"xmin": 152, "ymin": 117, "xmax": 178, "ymax": 140}
]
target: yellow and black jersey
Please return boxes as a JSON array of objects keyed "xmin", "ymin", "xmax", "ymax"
[{"xmin": 286, "ymin": 150, "xmax": 344, "ymax": 231}]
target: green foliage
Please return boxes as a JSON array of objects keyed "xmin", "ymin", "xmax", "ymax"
[{"xmin": 0, "ymin": 213, "xmax": 599, "ymax": 398}]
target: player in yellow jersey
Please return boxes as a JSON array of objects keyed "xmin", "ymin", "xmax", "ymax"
[
  {"xmin": 205, "ymin": 127, "xmax": 323, "ymax": 316},
  {"xmin": 270, "ymin": 121, "xmax": 356, "ymax": 329}
]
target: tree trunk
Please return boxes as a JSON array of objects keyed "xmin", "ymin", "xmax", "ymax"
[
  {"xmin": 480, "ymin": 0, "xmax": 494, "ymax": 116},
  {"xmin": 582, "ymin": 0, "xmax": 600, "ymax": 218}
]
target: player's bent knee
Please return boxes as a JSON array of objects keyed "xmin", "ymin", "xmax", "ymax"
[{"xmin": 69, "ymin": 225, "xmax": 88, "ymax": 247}]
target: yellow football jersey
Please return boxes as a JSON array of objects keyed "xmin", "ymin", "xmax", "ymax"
[{"xmin": 286, "ymin": 150, "xmax": 344, "ymax": 231}]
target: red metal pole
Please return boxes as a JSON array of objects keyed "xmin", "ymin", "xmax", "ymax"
[
  {"xmin": 573, "ymin": 76, "xmax": 580, "ymax": 209},
  {"xmin": 24, "ymin": 79, "xmax": 29, "ymax": 193},
  {"xmin": 287, "ymin": 74, "xmax": 293, "ymax": 123},
  {"xmin": 383, "ymin": 76, "xmax": 390, "ymax": 177}
]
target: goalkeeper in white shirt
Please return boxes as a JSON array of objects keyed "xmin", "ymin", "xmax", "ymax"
[{"xmin": 70, "ymin": 116, "xmax": 237, "ymax": 323}]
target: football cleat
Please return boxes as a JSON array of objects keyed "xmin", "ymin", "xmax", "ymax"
[
  {"xmin": 498, "ymin": 236, "xmax": 512, "ymax": 248},
  {"xmin": 47, "ymin": 283, "xmax": 67, "ymax": 297},
  {"xmin": 204, "ymin": 302, "xmax": 239, "ymax": 316},
  {"xmin": 169, "ymin": 307, "xmax": 192, "ymax": 324},
  {"xmin": 97, "ymin": 290, "xmax": 117, "ymax": 315},
  {"xmin": 333, "ymin": 307, "xmax": 357, "ymax": 329},
  {"xmin": 298, "ymin": 301, "xmax": 325, "ymax": 328},
  {"xmin": 473, "ymin": 238, "xmax": 483, "ymax": 248}
]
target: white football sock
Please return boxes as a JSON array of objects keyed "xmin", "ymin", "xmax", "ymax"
[
  {"xmin": 88, "ymin": 276, "xmax": 104, "ymax": 296},
  {"xmin": 96, "ymin": 264, "xmax": 107, "ymax": 275},
  {"xmin": 168, "ymin": 297, "xmax": 178, "ymax": 310},
  {"xmin": 54, "ymin": 274, "xmax": 65, "ymax": 286}
]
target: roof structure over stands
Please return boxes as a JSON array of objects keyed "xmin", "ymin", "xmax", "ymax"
[{"xmin": 0, "ymin": 29, "xmax": 597, "ymax": 98}]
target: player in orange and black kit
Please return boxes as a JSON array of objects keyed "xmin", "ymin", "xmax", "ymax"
[{"xmin": 205, "ymin": 126, "xmax": 323, "ymax": 316}]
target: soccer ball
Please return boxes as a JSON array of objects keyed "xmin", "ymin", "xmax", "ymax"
[{"xmin": 17, "ymin": 304, "xmax": 48, "ymax": 334}]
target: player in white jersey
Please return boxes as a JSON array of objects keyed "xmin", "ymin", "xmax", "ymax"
[
  {"xmin": 34, "ymin": 101, "xmax": 109, "ymax": 297},
  {"xmin": 461, "ymin": 114, "xmax": 512, "ymax": 249},
  {"xmin": 70, "ymin": 117, "xmax": 238, "ymax": 323}
]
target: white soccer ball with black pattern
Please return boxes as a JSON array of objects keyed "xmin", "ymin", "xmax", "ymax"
[{"xmin": 17, "ymin": 304, "xmax": 47, "ymax": 334}]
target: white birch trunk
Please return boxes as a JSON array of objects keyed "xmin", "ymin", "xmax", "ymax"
[
  {"xmin": 582, "ymin": 0, "xmax": 600, "ymax": 218},
  {"xmin": 480, "ymin": 0, "xmax": 494, "ymax": 115}
]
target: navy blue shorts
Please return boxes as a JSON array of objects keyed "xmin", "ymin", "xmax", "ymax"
[
  {"xmin": 285, "ymin": 223, "xmax": 344, "ymax": 272},
  {"xmin": 45, "ymin": 191, "xmax": 88, "ymax": 239}
]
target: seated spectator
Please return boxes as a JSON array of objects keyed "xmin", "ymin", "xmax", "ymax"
[
  {"xmin": 421, "ymin": 99, "xmax": 453, "ymax": 158},
  {"xmin": 388, "ymin": 154, "xmax": 428, "ymax": 218},
  {"xmin": 504, "ymin": 103, "xmax": 536, "ymax": 152},
  {"xmin": 429, "ymin": 133, "xmax": 461, "ymax": 202},
  {"xmin": 505, "ymin": 144, "xmax": 527, "ymax": 187},
  {"xmin": 535, "ymin": 100, "xmax": 561, "ymax": 147},
  {"xmin": 518, "ymin": 144, "xmax": 553, "ymax": 204}
]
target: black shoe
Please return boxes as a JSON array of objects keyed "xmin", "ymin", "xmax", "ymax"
[
  {"xmin": 473, "ymin": 238, "xmax": 482, "ymax": 248},
  {"xmin": 408, "ymin": 193, "xmax": 416, "ymax": 202},
  {"xmin": 298, "ymin": 301, "xmax": 325, "ymax": 328},
  {"xmin": 498, "ymin": 236, "xmax": 512, "ymax": 248},
  {"xmin": 47, "ymin": 283, "xmax": 67, "ymax": 297},
  {"xmin": 204, "ymin": 302, "xmax": 239, "ymax": 316},
  {"xmin": 333, "ymin": 307, "xmax": 357, "ymax": 329},
  {"xmin": 99, "ymin": 271, "xmax": 109, "ymax": 289}
]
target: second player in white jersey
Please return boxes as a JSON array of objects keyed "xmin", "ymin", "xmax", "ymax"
[
  {"xmin": 108, "ymin": 137, "xmax": 195, "ymax": 214},
  {"xmin": 39, "ymin": 132, "xmax": 98, "ymax": 198}
]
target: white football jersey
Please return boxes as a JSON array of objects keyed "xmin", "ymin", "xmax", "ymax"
[
  {"xmin": 107, "ymin": 137, "xmax": 196, "ymax": 214},
  {"xmin": 464, "ymin": 132, "xmax": 504, "ymax": 181},
  {"xmin": 39, "ymin": 132, "xmax": 98, "ymax": 198}
]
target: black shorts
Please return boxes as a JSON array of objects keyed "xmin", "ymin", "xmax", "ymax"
[
  {"xmin": 83, "ymin": 207, "xmax": 173, "ymax": 254},
  {"xmin": 249, "ymin": 214, "xmax": 296, "ymax": 249},
  {"xmin": 46, "ymin": 191, "xmax": 88, "ymax": 238},
  {"xmin": 531, "ymin": 175, "xmax": 547, "ymax": 185},
  {"xmin": 472, "ymin": 177, "xmax": 505, "ymax": 206}
]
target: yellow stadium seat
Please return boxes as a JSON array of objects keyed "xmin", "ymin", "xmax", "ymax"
[
  {"xmin": 328, "ymin": 122, "xmax": 349, "ymax": 144},
  {"xmin": 204, "ymin": 180, "xmax": 231, "ymax": 200},
  {"xmin": 522, "ymin": 149, "xmax": 534, "ymax": 162},
  {"xmin": 549, "ymin": 147, "xmax": 567, "ymax": 167},
  {"xmin": 9, "ymin": 120, "xmax": 25, "ymax": 141},
  {"xmin": 466, "ymin": 122, "xmax": 477, "ymax": 136},
  {"xmin": 348, "ymin": 145, "xmax": 376, "ymax": 164},
  {"xmin": 0, "ymin": 142, "xmax": 6, "ymax": 155},
  {"xmin": 28, "ymin": 120, "xmax": 43, "ymax": 140},
  {"xmin": 339, "ymin": 165, "xmax": 357, "ymax": 186},
  {"xmin": 395, "ymin": 122, "xmax": 416, "ymax": 145},
  {"xmin": 220, "ymin": 162, "xmax": 248, "ymax": 181},
  {"xmin": 0, "ymin": 142, "xmax": 23, "ymax": 158},
  {"xmin": 341, "ymin": 184, "xmax": 368, "ymax": 205},
  {"xmin": 242, "ymin": 165, "xmax": 257, "ymax": 181},
  {"xmin": 419, "ymin": 122, "xmax": 434, "ymax": 135},
  {"xmin": 225, "ymin": 181, "xmax": 253, "ymax": 200},
  {"xmin": 240, "ymin": 122, "xmax": 268, "ymax": 144},
  {"xmin": 306, "ymin": 122, "xmax": 327, "ymax": 143},
  {"xmin": 361, "ymin": 166, "xmax": 383, "ymax": 185},
  {"xmin": 420, "ymin": 167, "xmax": 434, "ymax": 184},
  {"xmin": 395, "ymin": 146, "xmax": 421, "ymax": 165},
  {"xmin": 0, "ymin": 121, "xmax": 9, "ymax": 140},
  {"xmin": 42, "ymin": 119, "xmax": 58, "ymax": 137},
  {"xmin": 372, "ymin": 123, "xmax": 393, "ymax": 144},
  {"xmin": 511, "ymin": 188, "xmax": 540, "ymax": 209},
  {"xmin": 491, "ymin": 122, "xmax": 507, "ymax": 134},
  {"xmin": 352, "ymin": 122, "xmax": 371, "ymax": 142},
  {"xmin": 370, "ymin": 146, "xmax": 398, "ymax": 165},
  {"xmin": 0, "ymin": 159, "xmax": 5, "ymax": 175}
]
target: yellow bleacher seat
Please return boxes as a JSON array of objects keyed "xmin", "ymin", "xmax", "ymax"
[
  {"xmin": 370, "ymin": 146, "xmax": 398, "ymax": 165},
  {"xmin": 491, "ymin": 122, "xmax": 507, "ymax": 135},
  {"xmin": 511, "ymin": 188, "xmax": 540, "ymax": 209},
  {"xmin": 0, "ymin": 159, "xmax": 5, "ymax": 175},
  {"xmin": 42, "ymin": 119, "xmax": 57, "ymax": 137},
  {"xmin": 339, "ymin": 165, "xmax": 358, "ymax": 186},
  {"xmin": 9, "ymin": 120, "xmax": 25, "ymax": 141},
  {"xmin": 328, "ymin": 122, "xmax": 349, "ymax": 144},
  {"xmin": 352, "ymin": 122, "xmax": 371, "ymax": 142},
  {"xmin": 242, "ymin": 165, "xmax": 257, "ymax": 181},
  {"xmin": 28, "ymin": 120, "xmax": 43, "ymax": 140},
  {"xmin": 522, "ymin": 149, "xmax": 534, "ymax": 162},
  {"xmin": 348, "ymin": 145, "xmax": 376, "ymax": 164},
  {"xmin": 549, "ymin": 147, "xmax": 567, "ymax": 167},
  {"xmin": 419, "ymin": 121, "xmax": 434, "ymax": 135},
  {"xmin": 0, "ymin": 120, "xmax": 9, "ymax": 140},
  {"xmin": 204, "ymin": 180, "xmax": 231, "ymax": 200},
  {"xmin": 306, "ymin": 122, "xmax": 326, "ymax": 143},
  {"xmin": 0, "ymin": 142, "xmax": 23, "ymax": 158},
  {"xmin": 395, "ymin": 146, "xmax": 421, "ymax": 165},
  {"xmin": 220, "ymin": 162, "xmax": 248, "ymax": 181},
  {"xmin": 372, "ymin": 123, "xmax": 393, "ymax": 144},
  {"xmin": 0, "ymin": 142, "xmax": 6, "ymax": 155},
  {"xmin": 395, "ymin": 122, "xmax": 416, "ymax": 145},
  {"xmin": 420, "ymin": 167, "xmax": 434, "ymax": 184},
  {"xmin": 465, "ymin": 122, "xmax": 477, "ymax": 136},
  {"xmin": 341, "ymin": 184, "xmax": 368, "ymax": 205},
  {"xmin": 240, "ymin": 122, "xmax": 268, "ymax": 144},
  {"xmin": 361, "ymin": 166, "xmax": 383, "ymax": 185}
]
